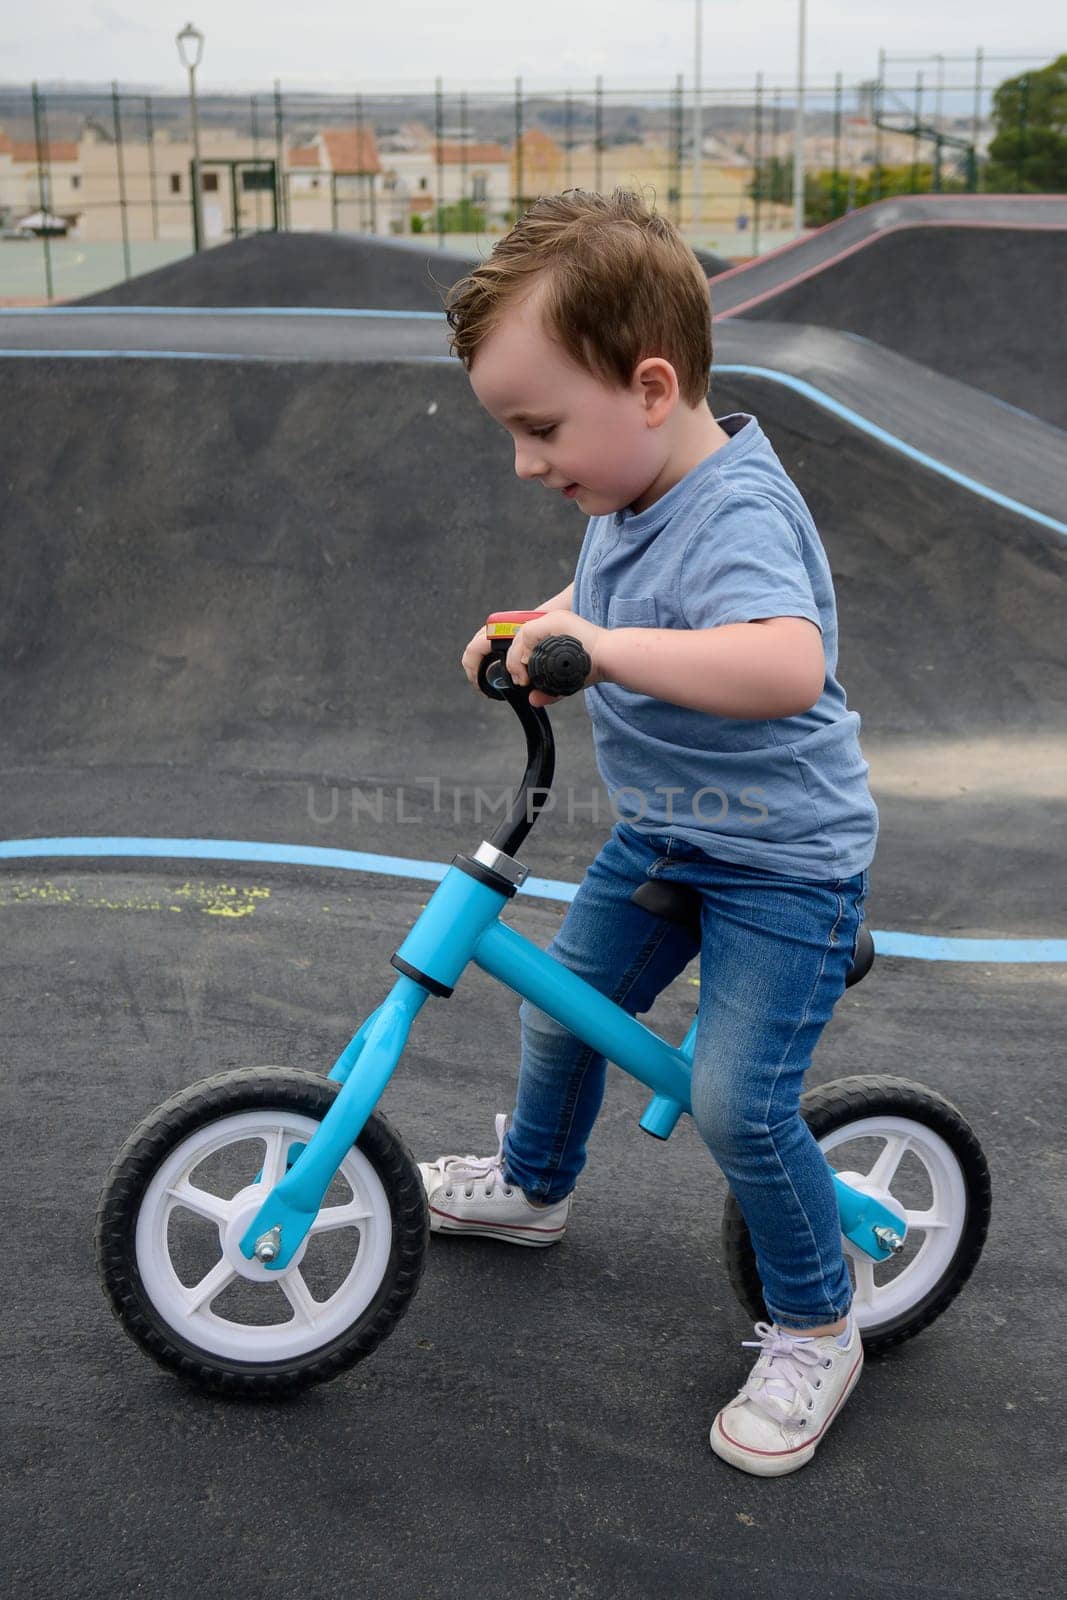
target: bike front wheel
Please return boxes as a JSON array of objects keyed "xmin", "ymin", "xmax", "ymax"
[
  {"xmin": 720, "ymin": 1076, "xmax": 991, "ymax": 1356},
  {"xmin": 95, "ymin": 1067, "xmax": 429, "ymax": 1397}
]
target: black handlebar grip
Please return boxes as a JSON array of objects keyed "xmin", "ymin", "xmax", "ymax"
[{"xmin": 528, "ymin": 635, "xmax": 591, "ymax": 698}]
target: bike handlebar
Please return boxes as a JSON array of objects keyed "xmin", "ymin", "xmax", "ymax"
[
  {"xmin": 476, "ymin": 631, "xmax": 592, "ymax": 859},
  {"xmin": 478, "ymin": 633, "xmax": 591, "ymax": 702}
]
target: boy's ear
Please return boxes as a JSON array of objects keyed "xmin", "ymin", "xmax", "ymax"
[{"xmin": 633, "ymin": 357, "xmax": 678, "ymax": 427}]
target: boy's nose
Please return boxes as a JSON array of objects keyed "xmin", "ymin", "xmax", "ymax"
[{"xmin": 514, "ymin": 445, "xmax": 548, "ymax": 482}]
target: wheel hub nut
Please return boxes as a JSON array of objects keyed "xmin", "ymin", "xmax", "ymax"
[
  {"xmin": 254, "ymin": 1225, "xmax": 282, "ymax": 1263},
  {"xmin": 873, "ymin": 1225, "xmax": 904, "ymax": 1254}
]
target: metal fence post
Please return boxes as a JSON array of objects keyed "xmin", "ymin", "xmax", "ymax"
[
  {"xmin": 595, "ymin": 75, "xmax": 603, "ymax": 194},
  {"xmin": 911, "ymin": 73, "xmax": 923, "ymax": 192},
  {"xmin": 460, "ymin": 91, "xmax": 469, "ymax": 227},
  {"xmin": 672, "ymin": 74, "xmax": 683, "ymax": 227},
  {"xmin": 144, "ymin": 96, "xmax": 160, "ymax": 239},
  {"xmin": 1015, "ymin": 73, "xmax": 1029, "ymax": 192},
  {"xmin": 753, "ymin": 71, "xmax": 763, "ymax": 254},
  {"xmin": 30, "ymin": 81, "xmax": 54, "ymax": 302},
  {"xmin": 565, "ymin": 88, "xmax": 573, "ymax": 191},
  {"xmin": 274, "ymin": 81, "xmax": 286, "ymax": 230},
  {"xmin": 251, "ymin": 96, "xmax": 263, "ymax": 230},
  {"xmin": 354, "ymin": 92, "xmax": 368, "ymax": 232},
  {"xmin": 435, "ymin": 76, "xmax": 445, "ymax": 246},
  {"xmin": 514, "ymin": 75, "xmax": 523, "ymax": 222},
  {"xmin": 111, "ymin": 82, "xmax": 132, "ymax": 280},
  {"xmin": 973, "ymin": 47, "xmax": 984, "ymax": 193},
  {"xmin": 831, "ymin": 71, "xmax": 842, "ymax": 217},
  {"xmin": 873, "ymin": 48, "xmax": 884, "ymax": 204}
]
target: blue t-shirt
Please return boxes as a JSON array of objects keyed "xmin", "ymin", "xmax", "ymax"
[{"xmin": 572, "ymin": 412, "xmax": 878, "ymax": 880}]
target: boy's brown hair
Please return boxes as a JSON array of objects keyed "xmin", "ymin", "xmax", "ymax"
[{"xmin": 443, "ymin": 188, "xmax": 713, "ymax": 407}]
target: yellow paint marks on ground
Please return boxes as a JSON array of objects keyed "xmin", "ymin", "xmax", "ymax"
[
  {"xmin": 0, "ymin": 879, "xmax": 271, "ymax": 919},
  {"xmin": 172, "ymin": 882, "xmax": 271, "ymax": 919}
]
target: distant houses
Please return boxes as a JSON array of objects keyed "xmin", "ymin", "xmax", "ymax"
[{"xmin": 0, "ymin": 112, "xmax": 853, "ymax": 248}]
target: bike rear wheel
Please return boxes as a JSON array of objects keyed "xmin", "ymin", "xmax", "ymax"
[
  {"xmin": 96, "ymin": 1067, "xmax": 428, "ymax": 1396},
  {"xmin": 721, "ymin": 1075, "xmax": 991, "ymax": 1355}
]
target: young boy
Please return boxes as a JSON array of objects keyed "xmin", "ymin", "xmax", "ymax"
[{"xmin": 419, "ymin": 189, "xmax": 878, "ymax": 1477}]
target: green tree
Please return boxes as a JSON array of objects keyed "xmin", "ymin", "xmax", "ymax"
[
  {"xmin": 433, "ymin": 198, "xmax": 486, "ymax": 233},
  {"xmin": 411, "ymin": 198, "xmax": 486, "ymax": 234},
  {"xmin": 985, "ymin": 55, "xmax": 1067, "ymax": 192},
  {"xmin": 750, "ymin": 159, "xmax": 967, "ymax": 226}
]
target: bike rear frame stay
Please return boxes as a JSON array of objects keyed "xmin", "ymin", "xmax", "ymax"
[{"xmin": 239, "ymin": 853, "xmax": 906, "ymax": 1274}]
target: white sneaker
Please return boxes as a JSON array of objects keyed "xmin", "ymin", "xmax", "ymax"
[
  {"xmin": 417, "ymin": 1113, "xmax": 571, "ymax": 1247},
  {"xmin": 710, "ymin": 1314, "xmax": 863, "ymax": 1476}
]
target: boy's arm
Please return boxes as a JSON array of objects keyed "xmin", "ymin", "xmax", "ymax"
[
  {"xmin": 507, "ymin": 604, "xmax": 823, "ymax": 718},
  {"xmin": 596, "ymin": 616, "xmax": 825, "ymax": 719}
]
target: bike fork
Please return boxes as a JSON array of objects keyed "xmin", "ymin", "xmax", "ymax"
[{"xmin": 237, "ymin": 975, "xmax": 429, "ymax": 1272}]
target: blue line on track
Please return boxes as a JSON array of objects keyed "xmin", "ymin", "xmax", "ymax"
[
  {"xmin": 714, "ymin": 364, "xmax": 1067, "ymax": 539},
  {"xmin": 1, "ymin": 305, "xmax": 448, "ymax": 319},
  {"xmin": 0, "ymin": 349, "xmax": 288, "ymax": 362},
  {"xmin": 1, "ymin": 836, "xmax": 1063, "ymax": 963}
]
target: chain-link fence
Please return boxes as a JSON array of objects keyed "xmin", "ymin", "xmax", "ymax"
[{"xmin": 0, "ymin": 55, "xmax": 1055, "ymax": 303}]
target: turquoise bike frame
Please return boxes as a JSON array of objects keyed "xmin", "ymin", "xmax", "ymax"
[{"xmin": 239, "ymin": 857, "xmax": 906, "ymax": 1273}]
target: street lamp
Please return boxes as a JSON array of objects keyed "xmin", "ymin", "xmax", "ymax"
[
  {"xmin": 793, "ymin": 0, "xmax": 807, "ymax": 237},
  {"xmin": 176, "ymin": 21, "xmax": 205, "ymax": 250}
]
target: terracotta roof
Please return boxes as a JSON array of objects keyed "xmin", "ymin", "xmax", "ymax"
[
  {"xmin": 0, "ymin": 129, "xmax": 12, "ymax": 155},
  {"xmin": 320, "ymin": 128, "xmax": 381, "ymax": 174},
  {"xmin": 515, "ymin": 128, "xmax": 563, "ymax": 160},
  {"xmin": 289, "ymin": 144, "xmax": 320, "ymax": 168},
  {"xmin": 432, "ymin": 140, "xmax": 509, "ymax": 166},
  {"xmin": 10, "ymin": 140, "xmax": 79, "ymax": 164}
]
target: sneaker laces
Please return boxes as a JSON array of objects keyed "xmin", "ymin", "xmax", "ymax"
[
  {"xmin": 436, "ymin": 1112, "xmax": 514, "ymax": 1198},
  {"xmin": 739, "ymin": 1321, "xmax": 829, "ymax": 1423}
]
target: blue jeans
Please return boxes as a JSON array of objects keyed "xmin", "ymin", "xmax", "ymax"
[{"xmin": 502, "ymin": 822, "xmax": 870, "ymax": 1329}]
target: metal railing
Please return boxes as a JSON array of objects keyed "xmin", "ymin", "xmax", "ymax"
[{"xmin": 0, "ymin": 56, "xmax": 1056, "ymax": 304}]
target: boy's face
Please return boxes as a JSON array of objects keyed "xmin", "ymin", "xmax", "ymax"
[{"xmin": 468, "ymin": 285, "xmax": 670, "ymax": 517}]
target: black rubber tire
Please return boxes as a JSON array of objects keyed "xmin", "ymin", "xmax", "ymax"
[
  {"xmin": 721, "ymin": 1075, "xmax": 991, "ymax": 1356},
  {"xmin": 95, "ymin": 1067, "xmax": 429, "ymax": 1397}
]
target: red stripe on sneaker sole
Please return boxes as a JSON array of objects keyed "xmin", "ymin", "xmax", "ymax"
[
  {"xmin": 429, "ymin": 1203, "xmax": 566, "ymax": 1237},
  {"xmin": 714, "ymin": 1349, "xmax": 864, "ymax": 1461}
]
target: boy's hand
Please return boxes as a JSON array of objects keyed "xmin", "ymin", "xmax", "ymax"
[
  {"xmin": 505, "ymin": 610, "xmax": 606, "ymax": 707},
  {"xmin": 460, "ymin": 622, "xmax": 495, "ymax": 690}
]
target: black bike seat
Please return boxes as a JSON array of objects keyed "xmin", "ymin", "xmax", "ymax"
[{"xmin": 630, "ymin": 881, "xmax": 875, "ymax": 988}]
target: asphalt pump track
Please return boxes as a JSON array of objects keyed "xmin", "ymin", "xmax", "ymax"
[{"xmin": 2, "ymin": 234, "xmax": 1064, "ymax": 1598}]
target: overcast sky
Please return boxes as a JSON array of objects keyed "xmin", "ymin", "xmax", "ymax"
[{"xmin": 3, "ymin": 2, "xmax": 1062, "ymax": 93}]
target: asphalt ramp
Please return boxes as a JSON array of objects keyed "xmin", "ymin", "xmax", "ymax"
[
  {"xmin": 738, "ymin": 224, "xmax": 1067, "ymax": 430},
  {"xmin": 76, "ymin": 228, "xmax": 479, "ymax": 310}
]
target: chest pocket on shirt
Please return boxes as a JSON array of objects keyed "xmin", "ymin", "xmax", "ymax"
[{"xmin": 607, "ymin": 595, "xmax": 659, "ymax": 629}]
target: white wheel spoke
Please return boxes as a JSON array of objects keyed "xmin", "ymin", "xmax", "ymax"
[
  {"xmin": 310, "ymin": 1201, "xmax": 372, "ymax": 1234},
  {"xmin": 166, "ymin": 1181, "xmax": 231, "ymax": 1227},
  {"xmin": 182, "ymin": 1257, "xmax": 237, "ymax": 1315},
  {"xmin": 867, "ymin": 1133, "xmax": 910, "ymax": 1190},
  {"xmin": 259, "ymin": 1126, "xmax": 289, "ymax": 1188},
  {"xmin": 904, "ymin": 1207, "xmax": 951, "ymax": 1231},
  {"xmin": 279, "ymin": 1268, "xmax": 321, "ymax": 1326},
  {"xmin": 852, "ymin": 1255, "xmax": 877, "ymax": 1310}
]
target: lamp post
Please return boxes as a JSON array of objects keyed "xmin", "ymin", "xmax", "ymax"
[
  {"xmin": 176, "ymin": 21, "xmax": 205, "ymax": 250},
  {"xmin": 793, "ymin": 0, "xmax": 807, "ymax": 237}
]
